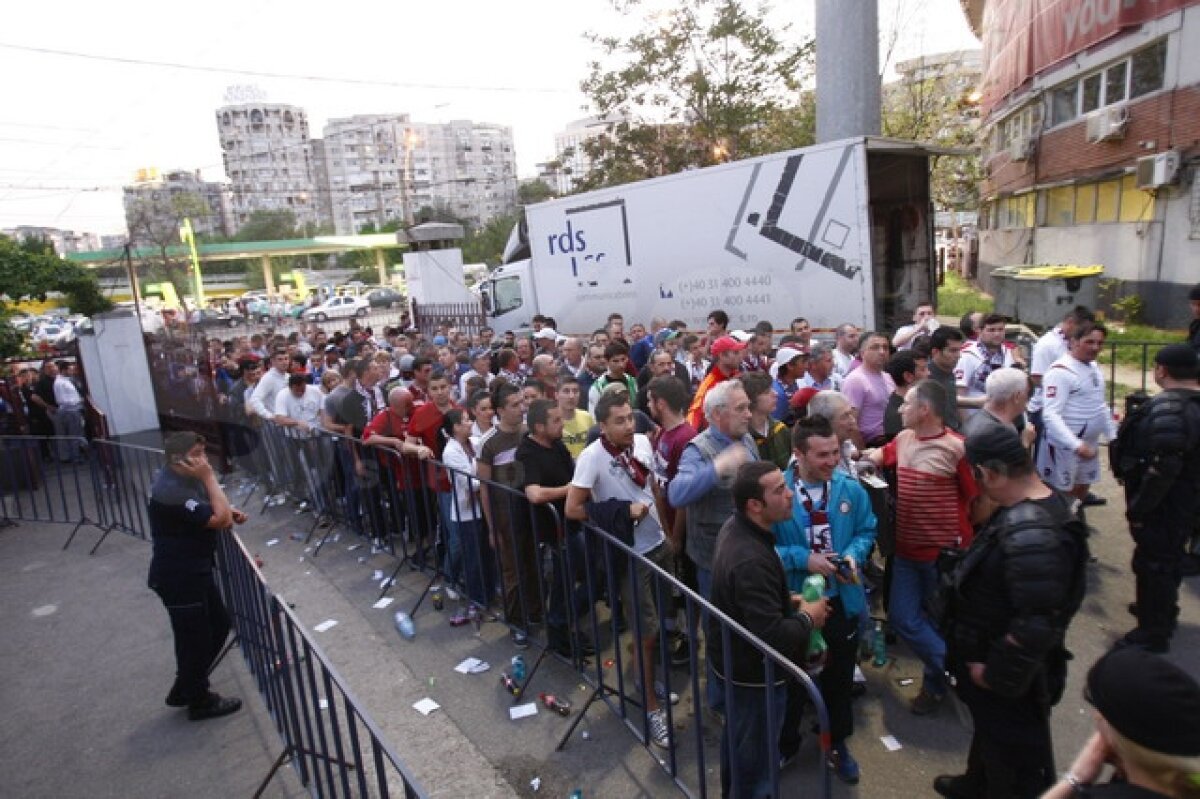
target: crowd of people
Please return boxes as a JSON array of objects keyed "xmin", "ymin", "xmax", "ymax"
[{"xmin": 6, "ymin": 293, "xmax": 1200, "ymax": 799}]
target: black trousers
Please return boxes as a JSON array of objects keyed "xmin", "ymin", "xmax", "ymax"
[
  {"xmin": 780, "ymin": 598, "xmax": 859, "ymax": 755},
  {"xmin": 953, "ymin": 671, "xmax": 1055, "ymax": 799},
  {"xmin": 150, "ymin": 570, "xmax": 231, "ymax": 705},
  {"xmin": 1131, "ymin": 516, "xmax": 1189, "ymax": 641}
]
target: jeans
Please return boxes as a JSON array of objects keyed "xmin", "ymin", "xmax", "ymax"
[
  {"xmin": 889, "ymin": 556, "xmax": 947, "ymax": 695},
  {"xmin": 694, "ymin": 565, "xmax": 724, "ymax": 711},
  {"xmin": 547, "ymin": 528, "xmax": 590, "ymax": 631},
  {"xmin": 454, "ymin": 517, "xmax": 495, "ymax": 608},
  {"xmin": 714, "ymin": 674, "xmax": 788, "ymax": 799},
  {"xmin": 439, "ymin": 492, "xmax": 461, "ymax": 585}
]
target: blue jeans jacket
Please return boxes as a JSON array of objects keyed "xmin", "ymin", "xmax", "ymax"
[{"xmin": 771, "ymin": 465, "xmax": 877, "ymax": 617}]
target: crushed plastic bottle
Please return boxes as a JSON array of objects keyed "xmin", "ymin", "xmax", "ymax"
[
  {"xmin": 393, "ymin": 611, "xmax": 415, "ymax": 640},
  {"xmin": 500, "ymin": 672, "xmax": 521, "ymax": 696},
  {"xmin": 538, "ymin": 692, "xmax": 571, "ymax": 716}
]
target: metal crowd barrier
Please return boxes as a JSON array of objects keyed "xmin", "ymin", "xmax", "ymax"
[
  {"xmin": 245, "ymin": 422, "xmax": 834, "ymax": 798},
  {"xmin": 0, "ymin": 435, "xmax": 107, "ymax": 550},
  {"xmin": 215, "ymin": 526, "xmax": 427, "ymax": 798}
]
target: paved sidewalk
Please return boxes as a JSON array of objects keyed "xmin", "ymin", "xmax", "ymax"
[{"xmin": 0, "ymin": 520, "xmax": 306, "ymax": 799}]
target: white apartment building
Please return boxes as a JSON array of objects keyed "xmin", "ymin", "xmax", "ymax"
[
  {"xmin": 550, "ymin": 115, "xmax": 619, "ymax": 194},
  {"xmin": 320, "ymin": 114, "xmax": 518, "ymax": 234},
  {"xmin": 215, "ymin": 103, "xmax": 319, "ymax": 231}
]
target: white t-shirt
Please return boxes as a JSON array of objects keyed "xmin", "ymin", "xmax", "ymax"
[
  {"xmin": 955, "ymin": 341, "xmax": 1018, "ymax": 410},
  {"xmin": 1042, "ymin": 354, "xmax": 1116, "ymax": 451},
  {"xmin": 571, "ymin": 433, "xmax": 665, "ymax": 555},
  {"xmin": 274, "ymin": 384, "xmax": 324, "ymax": 430},
  {"xmin": 831, "ymin": 348, "xmax": 854, "ymax": 378},
  {"xmin": 1028, "ymin": 326, "xmax": 1069, "ymax": 413}
]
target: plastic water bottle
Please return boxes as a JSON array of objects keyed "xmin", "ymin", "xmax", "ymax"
[
  {"xmin": 570, "ymin": 791, "xmax": 583, "ymax": 799},
  {"xmin": 393, "ymin": 610, "xmax": 416, "ymax": 640},
  {"xmin": 872, "ymin": 619, "xmax": 888, "ymax": 667},
  {"xmin": 539, "ymin": 692, "xmax": 571, "ymax": 716},
  {"xmin": 801, "ymin": 575, "xmax": 828, "ymax": 675},
  {"xmin": 511, "ymin": 654, "xmax": 527, "ymax": 682}
]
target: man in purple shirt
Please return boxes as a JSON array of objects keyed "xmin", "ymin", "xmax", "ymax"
[{"xmin": 841, "ymin": 332, "xmax": 895, "ymax": 447}]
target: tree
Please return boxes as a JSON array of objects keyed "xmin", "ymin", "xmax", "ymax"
[
  {"xmin": 125, "ymin": 190, "xmax": 212, "ymax": 297},
  {"xmin": 576, "ymin": 0, "xmax": 813, "ymax": 190},
  {"xmin": 0, "ymin": 235, "xmax": 112, "ymax": 357},
  {"xmin": 233, "ymin": 210, "xmax": 300, "ymax": 241},
  {"xmin": 462, "ymin": 213, "xmax": 518, "ymax": 267},
  {"xmin": 882, "ymin": 64, "xmax": 983, "ymax": 212},
  {"xmin": 518, "ymin": 180, "xmax": 556, "ymax": 205}
]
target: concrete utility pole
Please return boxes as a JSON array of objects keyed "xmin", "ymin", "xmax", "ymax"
[{"xmin": 816, "ymin": 0, "xmax": 882, "ymax": 142}]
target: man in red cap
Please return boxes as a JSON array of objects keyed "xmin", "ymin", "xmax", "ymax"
[{"xmin": 687, "ymin": 335, "xmax": 745, "ymax": 431}]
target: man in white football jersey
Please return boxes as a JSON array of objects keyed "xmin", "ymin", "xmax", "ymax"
[
  {"xmin": 1036, "ymin": 321, "xmax": 1116, "ymax": 501},
  {"xmin": 955, "ymin": 313, "xmax": 1026, "ymax": 418}
]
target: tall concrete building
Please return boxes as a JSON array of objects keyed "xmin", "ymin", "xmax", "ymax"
[
  {"xmin": 965, "ymin": 0, "xmax": 1200, "ymax": 327},
  {"xmin": 123, "ymin": 168, "xmax": 233, "ymax": 245},
  {"xmin": 549, "ymin": 114, "xmax": 627, "ymax": 194},
  {"xmin": 320, "ymin": 114, "xmax": 518, "ymax": 234},
  {"xmin": 215, "ymin": 102, "xmax": 319, "ymax": 232}
]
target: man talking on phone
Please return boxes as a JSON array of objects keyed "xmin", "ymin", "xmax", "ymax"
[{"xmin": 148, "ymin": 432, "xmax": 248, "ymax": 721}]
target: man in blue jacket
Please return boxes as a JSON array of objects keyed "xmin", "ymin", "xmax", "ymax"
[{"xmin": 773, "ymin": 416, "xmax": 877, "ymax": 784}]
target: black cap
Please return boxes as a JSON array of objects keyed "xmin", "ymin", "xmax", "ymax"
[
  {"xmin": 1154, "ymin": 343, "xmax": 1199, "ymax": 370},
  {"xmin": 1086, "ymin": 647, "xmax": 1200, "ymax": 756},
  {"xmin": 965, "ymin": 423, "xmax": 1029, "ymax": 468},
  {"xmin": 164, "ymin": 431, "xmax": 204, "ymax": 459}
]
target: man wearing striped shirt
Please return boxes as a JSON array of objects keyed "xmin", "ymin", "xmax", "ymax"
[
  {"xmin": 864, "ymin": 379, "xmax": 980, "ymax": 716},
  {"xmin": 1036, "ymin": 321, "xmax": 1115, "ymax": 503}
]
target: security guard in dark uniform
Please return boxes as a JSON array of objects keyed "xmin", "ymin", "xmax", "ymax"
[
  {"xmin": 934, "ymin": 425, "xmax": 1088, "ymax": 799},
  {"xmin": 148, "ymin": 432, "xmax": 247, "ymax": 720},
  {"xmin": 1111, "ymin": 344, "xmax": 1200, "ymax": 654}
]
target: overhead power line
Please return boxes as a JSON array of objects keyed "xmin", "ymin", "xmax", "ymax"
[{"xmin": 0, "ymin": 41, "xmax": 577, "ymax": 95}]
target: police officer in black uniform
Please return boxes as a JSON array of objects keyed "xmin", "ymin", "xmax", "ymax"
[
  {"xmin": 149, "ymin": 432, "xmax": 247, "ymax": 721},
  {"xmin": 933, "ymin": 425, "xmax": 1088, "ymax": 799},
  {"xmin": 1111, "ymin": 344, "xmax": 1200, "ymax": 654}
]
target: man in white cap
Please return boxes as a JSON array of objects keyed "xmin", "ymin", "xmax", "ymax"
[{"xmin": 770, "ymin": 346, "xmax": 809, "ymax": 422}]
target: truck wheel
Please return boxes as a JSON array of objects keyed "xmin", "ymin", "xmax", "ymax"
[
  {"xmin": 227, "ymin": 319, "xmax": 238, "ymax": 328},
  {"xmin": 316, "ymin": 313, "xmax": 327, "ymax": 322},
  {"xmin": 356, "ymin": 307, "xmax": 367, "ymax": 317}
]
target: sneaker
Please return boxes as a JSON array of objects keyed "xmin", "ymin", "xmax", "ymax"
[
  {"xmin": 647, "ymin": 708, "xmax": 671, "ymax": 749},
  {"xmin": 633, "ymin": 678, "xmax": 680, "ymax": 706},
  {"xmin": 188, "ymin": 692, "xmax": 242, "ymax": 721},
  {"xmin": 910, "ymin": 687, "xmax": 945, "ymax": 716},
  {"xmin": 827, "ymin": 742, "xmax": 860, "ymax": 785},
  {"xmin": 510, "ymin": 629, "xmax": 531, "ymax": 649},
  {"xmin": 444, "ymin": 585, "xmax": 460, "ymax": 601},
  {"xmin": 779, "ymin": 750, "xmax": 799, "ymax": 771}
]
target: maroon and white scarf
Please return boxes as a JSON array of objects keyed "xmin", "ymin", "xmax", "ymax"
[{"xmin": 600, "ymin": 435, "xmax": 648, "ymax": 489}]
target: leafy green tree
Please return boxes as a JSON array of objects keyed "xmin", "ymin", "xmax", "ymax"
[
  {"xmin": 462, "ymin": 213, "xmax": 518, "ymax": 267},
  {"xmin": 576, "ymin": 0, "xmax": 813, "ymax": 190},
  {"xmin": 125, "ymin": 191, "xmax": 212, "ymax": 298},
  {"xmin": 0, "ymin": 235, "xmax": 112, "ymax": 357},
  {"xmin": 233, "ymin": 210, "xmax": 300, "ymax": 241},
  {"xmin": 518, "ymin": 180, "xmax": 556, "ymax": 205}
]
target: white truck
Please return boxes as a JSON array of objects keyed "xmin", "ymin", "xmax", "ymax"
[{"xmin": 479, "ymin": 136, "xmax": 941, "ymax": 335}]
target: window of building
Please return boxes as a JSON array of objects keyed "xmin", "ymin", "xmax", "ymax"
[
  {"xmin": 1119, "ymin": 174, "xmax": 1152, "ymax": 222},
  {"xmin": 1045, "ymin": 186, "xmax": 1075, "ymax": 226},
  {"xmin": 1130, "ymin": 40, "xmax": 1167, "ymax": 98},
  {"xmin": 1048, "ymin": 40, "xmax": 1167, "ymax": 127},
  {"xmin": 1096, "ymin": 181, "xmax": 1120, "ymax": 222},
  {"xmin": 1074, "ymin": 183, "xmax": 1097, "ymax": 224}
]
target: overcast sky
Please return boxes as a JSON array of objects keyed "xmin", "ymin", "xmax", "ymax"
[{"xmin": 0, "ymin": 0, "xmax": 978, "ymax": 237}]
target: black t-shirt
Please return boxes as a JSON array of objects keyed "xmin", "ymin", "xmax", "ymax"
[
  {"xmin": 516, "ymin": 434, "xmax": 575, "ymax": 538},
  {"xmin": 883, "ymin": 392, "xmax": 904, "ymax": 441},
  {"xmin": 147, "ymin": 469, "xmax": 216, "ymax": 576}
]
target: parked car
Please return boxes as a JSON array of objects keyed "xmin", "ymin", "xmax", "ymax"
[
  {"xmin": 301, "ymin": 295, "xmax": 369, "ymax": 322},
  {"xmin": 32, "ymin": 322, "xmax": 75, "ymax": 348},
  {"xmin": 193, "ymin": 309, "xmax": 244, "ymax": 330},
  {"xmin": 366, "ymin": 287, "xmax": 404, "ymax": 309}
]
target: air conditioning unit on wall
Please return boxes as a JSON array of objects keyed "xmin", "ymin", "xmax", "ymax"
[
  {"xmin": 1135, "ymin": 151, "xmax": 1181, "ymax": 190},
  {"xmin": 1009, "ymin": 136, "xmax": 1036, "ymax": 161},
  {"xmin": 1085, "ymin": 106, "xmax": 1129, "ymax": 143}
]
